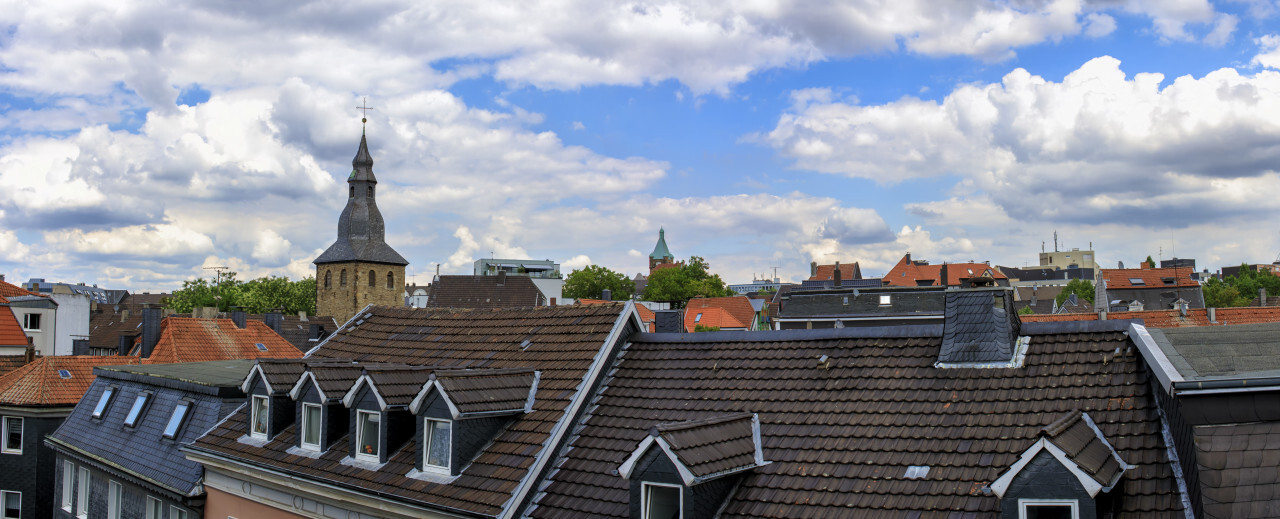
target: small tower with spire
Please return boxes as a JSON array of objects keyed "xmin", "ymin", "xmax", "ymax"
[
  {"xmin": 314, "ymin": 127, "xmax": 409, "ymax": 324},
  {"xmin": 648, "ymin": 227, "xmax": 676, "ymax": 273}
]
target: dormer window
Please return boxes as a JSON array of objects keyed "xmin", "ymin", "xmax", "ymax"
[
  {"xmin": 250, "ymin": 395, "xmax": 269, "ymax": 439},
  {"xmin": 355, "ymin": 410, "xmax": 380, "ymax": 462},
  {"xmin": 642, "ymin": 482, "xmax": 681, "ymax": 519},
  {"xmin": 301, "ymin": 403, "xmax": 321, "ymax": 450},
  {"xmin": 423, "ymin": 418, "xmax": 451, "ymax": 472},
  {"xmin": 124, "ymin": 393, "xmax": 151, "ymax": 428},
  {"xmin": 92, "ymin": 387, "xmax": 116, "ymax": 418}
]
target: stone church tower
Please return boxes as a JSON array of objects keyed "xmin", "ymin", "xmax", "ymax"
[{"xmin": 314, "ymin": 132, "xmax": 409, "ymax": 324}]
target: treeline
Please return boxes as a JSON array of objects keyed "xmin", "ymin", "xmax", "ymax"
[{"xmin": 165, "ymin": 273, "xmax": 317, "ymax": 315}]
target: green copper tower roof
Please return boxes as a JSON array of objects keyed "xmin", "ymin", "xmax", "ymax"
[{"xmin": 649, "ymin": 228, "xmax": 673, "ymax": 260}]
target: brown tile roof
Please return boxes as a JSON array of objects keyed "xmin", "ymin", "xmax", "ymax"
[
  {"xmin": 1194, "ymin": 421, "xmax": 1280, "ymax": 519},
  {"xmin": 143, "ymin": 318, "xmax": 303, "ymax": 364},
  {"xmin": 1019, "ymin": 307, "xmax": 1280, "ymax": 328},
  {"xmin": 428, "ymin": 368, "xmax": 538, "ymax": 416},
  {"xmin": 1102, "ymin": 267, "xmax": 1199, "ymax": 289},
  {"xmin": 884, "ymin": 254, "xmax": 1007, "ymax": 287},
  {"xmin": 356, "ymin": 366, "xmax": 434, "ymax": 407},
  {"xmin": 580, "ymin": 300, "xmax": 655, "ymax": 332},
  {"xmin": 427, "ymin": 275, "xmax": 545, "ymax": 309},
  {"xmin": 120, "ymin": 292, "xmax": 170, "ymax": 305},
  {"xmin": 1040, "ymin": 410, "xmax": 1126, "ymax": 488},
  {"xmin": 0, "ymin": 355, "xmax": 140, "ymax": 406},
  {"xmin": 0, "ymin": 307, "xmax": 27, "ymax": 348},
  {"xmin": 531, "ymin": 324, "xmax": 1183, "ymax": 518},
  {"xmin": 684, "ymin": 296, "xmax": 755, "ymax": 332},
  {"xmin": 809, "ymin": 262, "xmax": 862, "ymax": 282},
  {"xmin": 87, "ymin": 303, "xmax": 146, "ymax": 349},
  {"xmin": 651, "ymin": 412, "xmax": 761, "ymax": 480},
  {"xmin": 0, "ymin": 355, "xmax": 29, "ymax": 377},
  {"xmin": 188, "ymin": 304, "xmax": 630, "ymax": 517}
]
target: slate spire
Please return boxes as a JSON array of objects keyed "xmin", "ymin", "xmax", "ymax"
[{"xmin": 314, "ymin": 133, "xmax": 408, "ymax": 266}]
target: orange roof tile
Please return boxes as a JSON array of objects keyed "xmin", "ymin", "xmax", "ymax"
[
  {"xmin": 0, "ymin": 309, "xmax": 27, "ymax": 348},
  {"xmin": 684, "ymin": 306, "xmax": 744, "ymax": 331},
  {"xmin": 0, "ymin": 355, "xmax": 140, "ymax": 406},
  {"xmin": 1101, "ymin": 267, "xmax": 1199, "ymax": 289},
  {"xmin": 0, "ymin": 279, "xmax": 46, "ymax": 299},
  {"xmin": 883, "ymin": 254, "xmax": 1007, "ymax": 287},
  {"xmin": 1019, "ymin": 307, "xmax": 1280, "ymax": 328},
  {"xmin": 142, "ymin": 317, "xmax": 304, "ymax": 364},
  {"xmin": 685, "ymin": 296, "xmax": 755, "ymax": 332},
  {"xmin": 809, "ymin": 262, "xmax": 861, "ymax": 281}
]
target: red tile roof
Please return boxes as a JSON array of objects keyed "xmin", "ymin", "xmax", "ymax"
[
  {"xmin": 1101, "ymin": 267, "xmax": 1199, "ymax": 289},
  {"xmin": 0, "ymin": 279, "xmax": 45, "ymax": 300},
  {"xmin": 142, "ymin": 318, "xmax": 303, "ymax": 364},
  {"xmin": 883, "ymin": 254, "xmax": 1007, "ymax": 287},
  {"xmin": 0, "ymin": 308, "xmax": 27, "ymax": 348},
  {"xmin": 1019, "ymin": 306, "xmax": 1280, "ymax": 328},
  {"xmin": 809, "ymin": 262, "xmax": 861, "ymax": 281},
  {"xmin": 0, "ymin": 355, "xmax": 140, "ymax": 406},
  {"xmin": 685, "ymin": 296, "xmax": 755, "ymax": 332}
]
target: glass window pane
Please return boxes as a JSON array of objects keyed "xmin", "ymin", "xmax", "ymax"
[
  {"xmin": 124, "ymin": 395, "xmax": 148, "ymax": 426},
  {"xmin": 108, "ymin": 481, "xmax": 121, "ymax": 519},
  {"xmin": 62, "ymin": 461, "xmax": 73, "ymax": 510},
  {"xmin": 171, "ymin": 506, "xmax": 187, "ymax": 519},
  {"xmin": 4, "ymin": 417, "xmax": 21, "ymax": 452},
  {"xmin": 92, "ymin": 388, "xmax": 114, "ymax": 418},
  {"xmin": 77, "ymin": 468, "xmax": 89, "ymax": 517},
  {"xmin": 644, "ymin": 484, "xmax": 679, "ymax": 519},
  {"xmin": 426, "ymin": 420, "xmax": 450, "ymax": 468},
  {"xmin": 251, "ymin": 396, "xmax": 269, "ymax": 436},
  {"xmin": 3, "ymin": 491, "xmax": 19, "ymax": 518},
  {"xmin": 163, "ymin": 402, "xmax": 189, "ymax": 439},
  {"xmin": 1025, "ymin": 505, "xmax": 1074, "ymax": 519},
  {"xmin": 302, "ymin": 405, "xmax": 321, "ymax": 447},
  {"xmin": 358, "ymin": 412, "xmax": 379, "ymax": 457}
]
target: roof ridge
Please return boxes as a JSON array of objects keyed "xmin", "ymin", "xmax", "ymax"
[{"xmin": 653, "ymin": 411, "xmax": 754, "ymax": 434}]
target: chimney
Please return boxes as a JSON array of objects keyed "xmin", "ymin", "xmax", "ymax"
[
  {"xmin": 1208, "ymin": 307, "xmax": 1217, "ymax": 323},
  {"xmin": 140, "ymin": 306, "xmax": 163, "ymax": 358},
  {"xmin": 298, "ymin": 310, "xmax": 308, "ymax": 321},
  {"xmin": 0, "ymin": 274, "xmax": 4, "ymax": 282},
  {"xmin": 810, "ymin": 261, "xmax": 817, "ymax": 277},
  {"xmin": 72, "ymin": 339, "xmax": 89, "ymax": 356},
  {"xmin": 941, "ymin": 263, "xmax": 949, "ymax": 288},
  {"xmin": 905, "ymin": 252, "xmax": 911, "ymax": 264},
  {"xmin": 231, "ymin": 309, "xmax": 247, "ymax": 329},
  {"xmin": 497, "ymin": 270, "xmax": 506, "ymax": 286},
  {"xmin": 833, "ymin": 262, "xmax": 842, "ymax": 287},
  {"xmin": 25, "ymin": 341, "xmax": 35, "ymax": 363},
  {"xmin": 653, "ymin": 310, "xmax": 682, "ymax": 333},
  {"xmin": 602, "ymin": 289, "xmax": 612, "ymax": 301},
  {"xmin": 1261, "ymin": 288, "xmax": 1267, "ymax": 307},
  {"xmin": 118, "ymin": 335, "xmax": 135, "ymax": 355},
  {"xmin": 264, "ymin": 310, "xmax": 283, "ymax": 333}
]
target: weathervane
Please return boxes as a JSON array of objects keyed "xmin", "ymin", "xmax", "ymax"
[{"xmin": 356, "ymin": 96, "xmax": 374, "ymax": 129}]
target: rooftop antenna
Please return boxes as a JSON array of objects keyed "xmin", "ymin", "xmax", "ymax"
[
  {"xmin": 1054, "ymin": 231, "xmax": 1058, "ymax": 252},
  {"xmin": 771, "ymin": 266, "xmax": 780, "ymax": 282},
  {"xmin": 203, "ymin": 266, "xmax": 228, "ymax": 311},
  {"xmin": 356, "ymin": 97, "xmax": 374, "ymax": 131}
]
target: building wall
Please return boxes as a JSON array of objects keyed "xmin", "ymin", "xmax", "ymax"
[
  {"xmin": 8, "ymin": 305, "xmax": 55, "ymax": 357},
  {"xmin": 48, "ymin": 294, "xmax": 90, "ymax": 356},
  {"xmin": 53, "ymin": 456, "xmax": 197, "ymax": 519},
  {"xmin": 0, "ymin": 412, "xmax": 65, "ymax": 519},
  {"xmin": 205, "ymin": 487, "xmax": 306, "ymax": 519},
  {"xmin": 316, "ymin": 262, "xmax": 405, "ymax": 324},
  {"xmin": 1039, "ymin": 249, "xmax": 1097, "ymax": 271}
]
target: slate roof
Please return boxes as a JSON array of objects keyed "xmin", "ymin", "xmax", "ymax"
[
  {"xmin": 1103, "ymin": 267, "xmax": 1199, "ymax": 289},
  {"xmin": 0, "ymin": 306, "xmax": 27, "ymax": 347},
  {"xmin": 938, "ymin": 289, "xmax": 1021, "ymax": 364},
  {"xmin": 530, "ymin": 321, "xmax": 1184, "ymax": 518},
  {"xmin": 777, "ymin": 286, "xmax": 945, "ymax": 320},
  {"xmin": 650, "ymin": 412, "xmax": 761, "ymax": 480},
  {"xmin": 1150, "ymin": 323, "xmax": 1280, "ymax": 379},
  {"xmin": 142, "ymin": 317, "xmax": 303, "ymax": 364},
  {"xmin": 46, "ymin": 360, "xmax": 252, "ymax": 498},
  {"xmin": 1193, "ymin": 421, "xmax": 1280, "ymax": 518},
  {"xmin": 187, "ymin": 304, "xmax": 635, "ymax": 518},
  {"xmin": 120, "ymin": 292, "xmax": 171, "ymax": 305},
  {"xmin": 684, "ymin": 296, "xmax": 755, "ymax": 332},
  {"xmin": 1039, "ymin": 410, "xmax": 1127, "ymax": 488},
  {"xmin": 419, "ymin": 368, "xmax": 539, "ymax": 417},
  {"xmin": 810, "ymin": 262, "xmax": 862, "ymax": 282},
  {"xmin": 314, "ymin": 134, "xmax": 409, "ymax": 266},
  {"xmin": 1019, "ymin": 307, "xmax": 1280, "ymax": 328},
  {"xmin": 427, "ymin": 275, "xmax": 545, "ymax": 309},
  {"xmin": 884, "ymin": 254, "xmax": 1008, "ymax": 287},
  {"xmin": 87, "ymin": 303, "xmax": 146, "ymax": 349},
  {"xmin": 0, "ymin": 355, "xmax": 140, "ymax": 406}
]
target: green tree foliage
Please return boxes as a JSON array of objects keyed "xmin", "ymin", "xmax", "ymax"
[
  {"xmin": 562, "ymin": 265, "xmax": 634, "ymax": 301},
  {"xmin": 1017, "ymin": 306, "xmax": 1035, "ymax": 315},
  {"xmin": 1054, "ymin": 279, "xmax": 1095, "ymax": 307},
  {"xmin": 642, "ymin": 256, "xmax": 732, "ymax": 308},
  {"xmin": 165, "ymin": 272, "xmax": 316, "ymax": 315},
  {"xmin": 1202, "ymin": 265, "xmax": 1280, "ymax": 308},
  {"xmin": 1145, "ymin": 255, "xmax": 1156, "ymax": 268},
  {"xmin": 693, "ymin": 325, "xmax": 721, "ymax": 332}
]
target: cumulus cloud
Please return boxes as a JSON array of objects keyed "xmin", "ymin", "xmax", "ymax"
[
  {"xmin": 43, "ymin": 224, "xmax": 214, "ymax": 261},
  {"xmin": 1255, "ymin": 34, "xmax": 1280, "ymax": 69},
  {"xmin": 251, "ymin": 229, "xmax": 293, "ymax": 265}
]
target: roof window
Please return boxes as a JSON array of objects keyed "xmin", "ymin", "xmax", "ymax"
[
  {"xmin": 163, "ymin": 401, "xmax": 190, "ymax": 439},
  {"xmin": 123, "ymin": 393, "xmax": 151, "ymax": 428},
  {"xmin": 92, "ymin": 387, "xmax": 116, "ymax": 418},
  {"xmin": 58, "ymin": 369, "xmax": 71, "ymax": 379},
  {"xmin": 255, "ymin": 343, "xmax": 267, "ymax": 351},
  {"xmin": 904, "ymin": 465, "xmax": 930, "ymax": 479},
  {"xmin": 1127, "ymin": 278, "xmax": 1145, "ymax": 286}
]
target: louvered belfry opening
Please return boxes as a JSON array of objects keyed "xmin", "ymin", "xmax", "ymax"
[{"xmin": 938, "ymin": 287, "xmax": 1022, "ymax": 365}]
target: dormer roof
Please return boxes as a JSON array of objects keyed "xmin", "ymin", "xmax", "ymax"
[
  {"xmin": 342, "ymin": 366, "xmax": 433, "ymax": 410},
  {"xmin": 409, "ymin": 368, "xmax": 539, "ymax": 418},
  {"xmin": 990, "ymin": 410, "xmax": 1132, "ymax": 498},
  {"xmin": 619, "ymin": 412, "xmax": 767, "ymax": 486}
]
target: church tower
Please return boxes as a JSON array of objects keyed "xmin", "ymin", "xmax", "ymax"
[
  {"xmin": 314, "ymin": 132, "xmax": 409, "ymax": 323},
  {"xmin": 648, "ymin": 227, "xmax": 675, "ymax": 272}
]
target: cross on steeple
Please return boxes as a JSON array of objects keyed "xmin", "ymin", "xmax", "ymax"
[{"xmin": 356, "ymin": 97, "xmax": 374, "ymax": 127}]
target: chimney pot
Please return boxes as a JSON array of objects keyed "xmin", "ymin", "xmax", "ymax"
[
  {"xmin": 550, "ymin": 297, "xmax": 557, "ymax": 306},
  {"xmin": 602, "ymin": 289, "xmax": 612, "ymax": 301}
]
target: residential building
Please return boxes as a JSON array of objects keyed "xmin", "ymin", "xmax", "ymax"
[
  {"xmin": 579, "ymin": 299, "xmax": 657, "ymax": 331},
  {"xmin": 808, "ymin": 260, "xmax": 862, "ymax": 282},
  {"xmin": 1011, "ymin": 286, "xmax": 1094, "ymax": 315},
  {"xmin": 46, "ymin": 360, "xmax": 253, "ymax": 519},
  {"xmin": 1219, "ymin": 262, "xmax": 1280, "ymax": 279},
  {"xmin": 0, "ymin": 355, "xmax": 140, "ymax": 519},
  {"xmin": 427, "ymin": 273, "xmax": 553, "ymax": 309},
  {"xmin": 999, "ymin": 265, "xmax": 1095, "ymax": 286},
  {"xmin": 0, "ymin": 305, "xmax": 29, "ymax": 357},
  {"xmin": 1018, "ymin": 305, "xmax": 1280, "ymax": 328},
  {"xmin": 774, "ymin": 285, "xmax": 946, "ymax": 329},
  {"xmin": 1099, "ymin": 265, "xmax": 1204, "ymax": 312},
  {"xmin": 134, "ymin": 312, "xmax": 303, "ymax": 364},
  {"xmin": 1, "ymin": 279, "xmax": 56, "ymax": 357},
  {"xmin": 529, "ymin": 288, "xmax": 1186, "ymax": 518},
  {"xmin": 1039, "ymin": 247, "xmax": 1098, "ymax": 271},
  {"xmin": 883, "ymin": 253, "xmax": 1009, "ymax": 287},
  {"xmin": 21, "ymin": 280, "xmax": 122, "ymax": 305},
  {"xmin": 313, "ymin": 133, "xmax": 410, "ymax": 324},
  {"xmin": 684, "ymin": 296, "xmax": 758, "ymax": 332},
  {"xmin": 85, "ymin": 306, "xmax": 331, "ymax": 357},
  {"xmin": 182, "ymin": 304, "xmax": 643, "ymax": 519},
  {"xmin": 405, "ymin": 283, "xmax": 429, "ymax": 308},
  {"xmin": 473, "ymin": 258, "xmax": 561, "ymax": 279},
  {"xmin": 727, "ymin": 277, "xmax": 782, "ymax": 294}
]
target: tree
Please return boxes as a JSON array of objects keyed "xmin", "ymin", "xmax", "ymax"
[
  {"xmin": 1017, "ymin": 306, "xmax": 1035, "ymax": 315},
  {"xmin": 165, "ymin": 272, "xmax": 316, "ymax": 315},
  {"xmin": 1202, "ymin": 265, "xmax": 1280, "ymax": 308},
  {"xmin": 1145, "ymin": 255, "xmax": 1156, "ymax": 268},
  {"xmin": 1055, "ymin": 278, "xmax": 1095, "ymax": 307},
  {"xmin": 562, "ymin": 265, "xmax": 634, "ymax": 301},
  {"xmin": 642, "ymin": 256, "xmax": 732, "ymax": 308}
]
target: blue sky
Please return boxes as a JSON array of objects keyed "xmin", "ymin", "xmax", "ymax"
[{"xmin": 2, "ymin": 1, "xmax": 1280, "ymax": 291}]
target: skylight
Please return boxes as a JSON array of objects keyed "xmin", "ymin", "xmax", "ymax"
[
  {"xmin": 1128, "ymin": 278, "xmax": 1146, "ymax": 286},
  {"xmin": 92, "ymin": 387, "xmax": 115, "ymax": 418},
  {"xmin": 124, "ymin": 393, "xmax": 150, "ymax": 427},
  {"xmin": 255, "ymin": 343, "xmax": 267, "ymax": 351},
  {"xmin": 57, "ymin": 369, "xmax": 71, "ymax": 379},
  {"xmin": 163, "ymin": 401, "xmax": 190, "ymax": 439},
  {"xmin": 694, "ymin": 313, "xmax": 702, "ymax": 322}
]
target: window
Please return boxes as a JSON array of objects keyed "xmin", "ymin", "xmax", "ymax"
[
  {"xmin": 386, "ymin": 271, "xmax": 394, "ymax": 289},
  {"xmin": 356, "ymin": 410, "xmax": 380, "ymax": 461},
  {"xmin": 107, "ymin": 481, "xmax": 121, "ymax": 519},
  {"xmin": 2, "ymin": 491, "xmax": 18, "ymax": 519},
  {"xmin": 694, "ymin": 313, "xmax": 702, "ymax": 323},
  {"xmin": 146, "ymin": 496, "xmax": 162, "ymax": 519},
  {"xmin": 92, "ymin": 387, "xmax": 116, "ymax": 418},
  {"xmin": 368, "ymin": 270, "xmax": 375, "ymax": 287},
  {"xmin": 76, "ymin": 467, "xmax": 89, "ymax": 518},
  {"xmin": 58, "ymin": 370, "xmax": 71, "ymax": 379},
  {"xmin": 163, "ymin": 401, "xmax": 190, "ymax": 439},
  {"xmin": 349, "ymin": 186, "xmax": 355, "ymax": 198},
  {"xmin": 340, "ymin": 269, "xmax": 347, "ymax": 286},
  {"xmin": 641, "ymin": 482, "xmax": 681, "ymax": 519},
  {"xmin": 324, "ymin": 271, "xmax": 331, "ymax": 289},
  {"xmin": 61, "ymin": 461, "xmax": 73, "ymax": 511},
  {"xmin": 124, "ymin": 393, "xmax": 150, "ymax": 427},
  {"xmin": 301, "ymin": 403, "xmax": 321, "ymax": 449},
  {"xmin": 879, "ymin": 295, "xmax": 891, "ymax": 306},
  {"xmin": 368, "ymin": 185, "xmax": 374, "ymax": 198},
  {"xmin": 21, "ymin": 314, "xmax": 39, "ymax": 331},
  {"xmin": 1019, "ymin": 499, "xmax": 1078, "ymax": 519},
  {"xmin": 250, "ymin": 395, "xmax": 269, "ymax": 439},
  {"xmin": 170, "ymin": 506, "xmax": 188, "ymax": 519},
  {"xmin": 423, "ymin": 419, "xmax": 451, "ymax": 472},
  {"xmin": 2, "ymin": 417, "xmax": 21, "ymax": 454},
  {"xmin": 254, "ymin": 343, "xmax": 267, "ymax": 351}
]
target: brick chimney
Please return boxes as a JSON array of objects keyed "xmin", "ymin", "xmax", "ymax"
[{"xmin": 810, "ymin": 262, "xmax": 817, "ymax": 277}]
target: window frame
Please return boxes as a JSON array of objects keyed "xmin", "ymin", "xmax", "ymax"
[
  {"xmin": 76, "ymin": 467, "xmax": 89, "ymax": 518},
  {"xmin": 123, "ymin": 393, "xmax": 151, "ymax": 428},
  {"xmin": 1, "ymin": 490, "xmax": 19, "ymax": 519},
  {"xmin": 641, "ymin": 482, "xmax": 682, "ymax": 519},
  {"xmin": 107, "ymin": 481, "xmax": 121, "ymax": 519},
  {"xmin": 1018, "ymin": 498, "xmax": 1079, "ymax": 519},
  {"xmin": 21, "ymin": 313, "xmax": 39, "ymax": 331},
  {"xmin": 300, "ymin": 403, "xmax": 322, "ymax": 450},
  {"xmin": 2, "ymin": 416, "xmax": 22, "ymax": 455},
  {"xmin": 61, "ymin": 460, "xmax": 73, "ymax": 512},
  {"xmin": 170, "ymin": 506, "xmax": 188, "ymax": 519},
  {"xmin": 249, "ymin": 395, "xmax": 269, "ymax": 440},
  {"xmin": 162, "ymin": 400, "xmax": 191, "ymax": 440},
  {"xmin": 355, "ymin": 410, "xmax": 381, "ymax": 462},
  {"xmin": 92, "ymin": 387, "xmax": 116, "ymax": 419},
  {"xmin": 145, "ymin": 496, "xmax": 162, "ymax": 519},
  {"xmin": 422, "ymin": 418, "xmax": 452, "ymax": 473}
]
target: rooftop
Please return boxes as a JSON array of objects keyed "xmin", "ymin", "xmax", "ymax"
[
  {"xmin": 0, "ymin": 355, "xmax": 140, "ymax": 406},
  {"xmin": 142, "ymin": 317, "xmax": 303, "ymax": 364},
  {"xmin": 1149, "ymin": 322, "xmax": 1280, "ymax": 380}
]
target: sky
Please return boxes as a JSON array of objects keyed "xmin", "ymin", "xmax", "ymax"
[{"xmin": 2, "ymin": 0, "xmax": 1280, "ymax": 291}]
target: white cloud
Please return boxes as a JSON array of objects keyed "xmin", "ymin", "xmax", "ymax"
[
  {"xmin": 1082, "ymin": 13, "xmax": 1117, "ymax": 38},
  {"xmin": 1254, "ymin": 34, "xmax": 1280, "ymax": 69},
  {"xmin": 43, "ymin": 224, "xmax": 214, "ymax": 259},
  {"xmin": 0, "ymin": 230, "xmax": 32, "ymax": 263},
  {"xmin": 251, "ymin": 229, "xmax": 293, "ymax": 265},
  {"xmin": 1203, "ymin": 13, "xmax": 1238, "ymax": 46},
  {"xmin": 561, "ymin": 255, "xmax": 592, "ymax": 271}
]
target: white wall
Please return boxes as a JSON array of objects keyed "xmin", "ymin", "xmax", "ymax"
[
  {"xmin": 49, "ymin": 293, "xmax": 90, "ymax": 356},
  {"xmin": 8, "ymin": 306, "xmax": 55, "ymax": 356}
]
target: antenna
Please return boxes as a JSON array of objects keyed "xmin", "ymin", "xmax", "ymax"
[
  {"xmin": 771, "ymin": 266, "xmax": 780, "ymax": 282},
  {"xmin": 1054, "ymin": 231, "xmax": 1058, "ymax": 252},
  {"xmin": 203, "ymin": 266, "xmax": 228, "ymax": 311}
]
